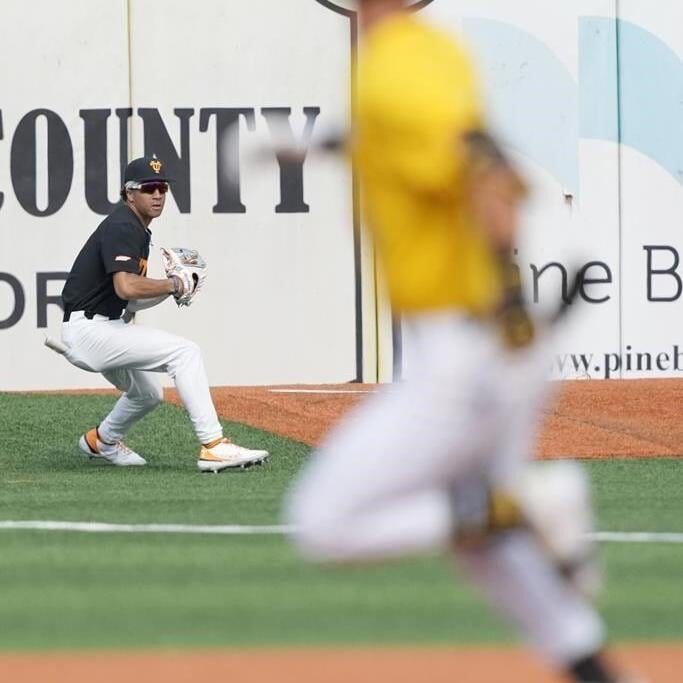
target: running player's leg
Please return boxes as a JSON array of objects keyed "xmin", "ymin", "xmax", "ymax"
[
  {"xmin": 485, "ymin": 339, "xmax": 554, "ymax": 487},
  {"xmin": 454, "ymin": 530, "xmax": 606, "ymax": 674},
  {"xmin": 287, "ymin": 386, "xmax": 454, "ymax": 561},
  {"xmin": 286, "ymin": 315, "xmax": 502, "ymax": 562},
  {"xmin": 455, "ymin": 345, "xmax": 612, "ymax": 682},
  {"xmin": 483, "ymin": 340, "xmax": 601, "ymax": 598}
]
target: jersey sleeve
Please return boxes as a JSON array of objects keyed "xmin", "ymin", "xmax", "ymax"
[
  {"xmin": 100, "ymin": 222, "xmax": 146, "ymax": 275},
  {"xmin": 358, "ymin": 27, "xmax": 485, "ymax": 194}
]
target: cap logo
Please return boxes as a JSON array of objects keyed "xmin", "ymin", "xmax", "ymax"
[{"xmin": 149, "ymin": 159, "xmax": 162, "ymax": 174}]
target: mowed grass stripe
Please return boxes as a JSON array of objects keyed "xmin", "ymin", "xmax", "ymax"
[{"xmin": 0, "ymin": 392, "xmax": 682, "ymax": 650}]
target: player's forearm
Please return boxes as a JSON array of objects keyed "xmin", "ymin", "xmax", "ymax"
[
  {"xmin": 113, "ymin": 272, "xmax": 174, "ymax": 301},
  {"xmin": 461, "ymin": 131, "xmax": 527, "ymax": 252},
  {"xmin": 469, "ymin": 166, "xmax": 523, "ymax": 251},
  {"xmin": 125, "ymin": 294, "xmax": 170, "ymax": 313}
]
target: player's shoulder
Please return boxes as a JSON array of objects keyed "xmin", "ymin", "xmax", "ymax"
[
  {"xmin": 99, "ymin": 205, "xmax": 139, "ymax": 231},
  {"xmin": 97, "ymin": 205, "xmax": 145, "ymax": 242}
]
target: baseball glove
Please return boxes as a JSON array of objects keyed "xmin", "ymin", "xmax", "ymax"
[{"xmin": 160, "ymin": 247, "xmax": 208, "ymax": 307}]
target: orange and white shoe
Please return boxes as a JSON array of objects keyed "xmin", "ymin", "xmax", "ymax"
[
  {"xmin": 78, "ymin": 427, "xmax": 147, "ymax": 467},
  {"xmin": 197, "ymin": 438, "xmax": 269, "ymax": 473}
]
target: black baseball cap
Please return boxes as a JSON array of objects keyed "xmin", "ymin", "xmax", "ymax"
[{"xmin": 123, "ymin": 155, "xmax": 172, "ymax": 185}]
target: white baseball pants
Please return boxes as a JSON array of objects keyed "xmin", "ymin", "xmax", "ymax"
[
  {"xmin": 61, "ymin": 312, "xmax": 223, "ymax": 444},
  {"xmin": 285, "ymin": 311, "xmax": 604, "ymax": 666}
]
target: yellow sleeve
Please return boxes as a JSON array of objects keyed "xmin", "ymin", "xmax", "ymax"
[{"xmin": 357, "ymin": 24, "xmax": 485, "ymax": 194}]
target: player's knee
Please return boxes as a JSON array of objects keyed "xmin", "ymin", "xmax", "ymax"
[
  {"xmin": 143, "ymin": 384, "xmax": 164, "ymax": 408},
  {"xmin": 126, "ymin": 379, "xmax": 163, "ymax": 408},
  {"xmin": 179, "ymin": 338, "xmax": 200, "ymax": 354},
  {"xmin": 179, "ymin": 339, "xmax": 202, "ymax": 360}
]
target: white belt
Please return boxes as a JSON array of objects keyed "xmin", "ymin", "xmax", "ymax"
[{"xmin": 65, "ymin": 311, "xmax": 119, "ymax": 323}]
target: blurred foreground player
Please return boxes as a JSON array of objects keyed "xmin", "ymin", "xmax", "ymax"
[{"xmin": 286, "ymin": 2, "xmax": 642, "ymax": 682}]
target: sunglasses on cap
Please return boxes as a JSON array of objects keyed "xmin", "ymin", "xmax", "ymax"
[{"xmin": 137, "ymin": 182, "xmax": 169, "ymax": 195}]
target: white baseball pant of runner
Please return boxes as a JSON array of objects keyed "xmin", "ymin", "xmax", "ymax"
[
  {"xmin": 285, "ymin": 311, "xmax": 604, "ymax": 668},
  {"xmin": 61, "ymin": 312, "xmax": 223, "ymax": 445}
]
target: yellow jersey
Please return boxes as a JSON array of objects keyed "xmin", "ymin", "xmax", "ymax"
[{"xmin": 354, "ymin": 14, "xmax": 502, "ymax": 315}]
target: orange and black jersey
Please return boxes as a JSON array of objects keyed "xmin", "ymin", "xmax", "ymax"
[{"xmin": 62, "ymin": 204, "xmax": 150, "ymax": 319}]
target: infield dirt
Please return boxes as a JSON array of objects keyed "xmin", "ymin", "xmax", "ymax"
[{"xmin": 199, "ymin": 378, "xmax": 683, "ymax": 457}]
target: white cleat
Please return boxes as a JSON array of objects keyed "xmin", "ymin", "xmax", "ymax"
[
  {"xmin": 78, "ymin": 427, "xmax": 147, "ymax": 467},
  {"xmin": 197, "ymin": 438, "xmax": 269, "ymax": 473}
]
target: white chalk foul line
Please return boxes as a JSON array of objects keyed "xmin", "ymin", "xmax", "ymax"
[
  {"xmin": 0, "ymin": 521, "xmax": 682, "ymax": 542},
  {"xmin": 591, "ymin": 531, "xmax": 683, "ymax": 543},
  {"xmin": 0, "ymin": 521, "xmax": 293, "ymax": 535}
]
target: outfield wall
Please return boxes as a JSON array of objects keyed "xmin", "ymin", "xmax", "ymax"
[
  {"xmin": 0, "ymin": 0, "xmax": 681, "ymax": 390},
  {"xmin": 401, "ymin": 0, "xmax": 683, "ymax": 382}
]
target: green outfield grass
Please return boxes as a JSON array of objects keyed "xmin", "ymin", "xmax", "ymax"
[{"xmin": 0, "ymin": 392, "xmax": 681, "ymax": 651}]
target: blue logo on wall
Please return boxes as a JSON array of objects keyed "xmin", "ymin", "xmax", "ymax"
[{"xmin": 461, "ymin": 17, "xmax": 683, "ymax": 192}]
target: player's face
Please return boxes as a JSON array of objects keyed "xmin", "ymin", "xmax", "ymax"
[{"xmin": 129, "ymin": 182, "xmax": 168, "ymax": 220}]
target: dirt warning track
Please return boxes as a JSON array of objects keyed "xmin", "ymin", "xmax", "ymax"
[{"xmin": 4, "ymin": 644, "xmax": 682, "ymax": 683}]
